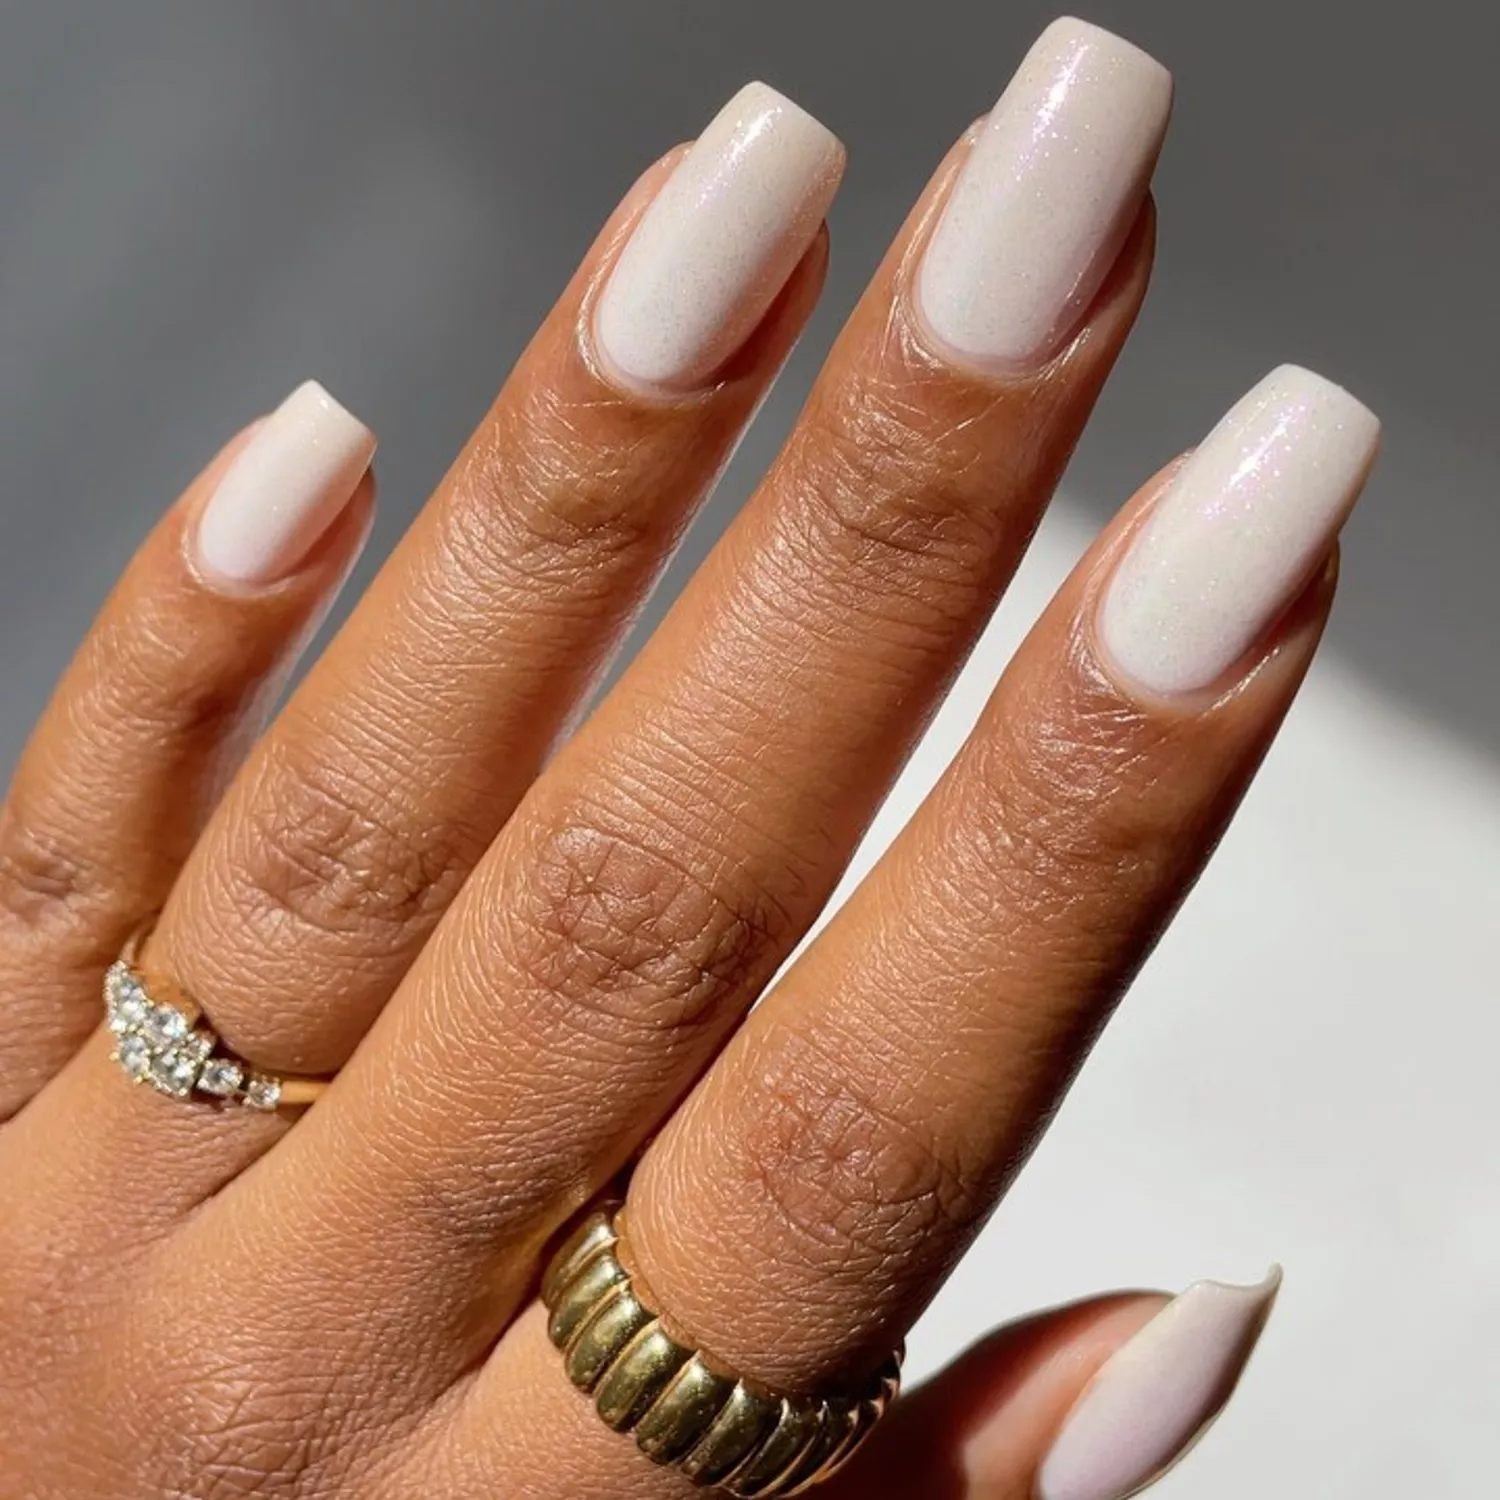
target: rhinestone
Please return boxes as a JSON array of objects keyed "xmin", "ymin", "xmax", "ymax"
[
  {"xmin": 148, "ymin": 1047, "xmax": 201, "ymax": 1098},
  {"xmin": 243, "ymin": 1074, "xmax": 282, "ymax": 1112},
  {"xmin": 108, "ymin": 989, "xmax": 150, "ymax": 1034},
  {"xmin": 106, "ymin": 967, "xmax": 150, "ymax": 1031},
  {"xmin": 115, "ymin": 1034, "xmax": 151, "ymax": 1080},
  {"xmin": 178, "ymin": 1030, "xmax": 213, "ymax": 1066},
  {"xmin": 141, "ymin": 1005, "xmax": 189, "ymax": 1049},
  {"xmin": 197, "ymin": 1059, "xmax": 244, "ymax": 1098}
]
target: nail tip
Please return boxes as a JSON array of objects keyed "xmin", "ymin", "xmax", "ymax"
[
  {"xmin": 1042, "ymin": 15, "xmax": 1173, "ymax": 92},
  {"xmin": 1263, "ymin": 363, "xmax": 1382, "ymax": 446},
  {"xmin": 287, "ymin": 378, "xmax": 377, "ymax": 461},
  {"xmin": 289, "ymin": 376, "xmax": 332, "ymax": 405},
  {"xmin": 1177, "ymin": 1265, "xmax": 1284, "ymax": 1326},
  {"xmin": 1186, "ymin": 1262, "xmax": 1283, "ymax": 1295},
  {"xmin": 727, "ymin": 78, "xmax": 846, "ymax": 165}
]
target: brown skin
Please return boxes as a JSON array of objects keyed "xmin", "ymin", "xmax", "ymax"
[
  {"xmin": 0, "ymin": 122, "xmax": 1332, "ymax": 1499},
  {"xmin": 161, "ymin": 145, "xmax": 827, "ymax": 1077},
  {"xmin": 0, "ymin": 429, "xmax": 372, "ymax": 1118}
]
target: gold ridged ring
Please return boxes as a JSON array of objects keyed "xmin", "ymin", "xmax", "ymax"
[{"xmin": 542, "ymin": 1204, "xmax": 902, "ymax": 1496}]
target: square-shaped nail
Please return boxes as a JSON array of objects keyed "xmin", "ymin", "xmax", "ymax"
[
  {"xmin": 918, "ymin": 18, "xmax": 1171, "ymax": 373},
  {"xmin": 1099, "ymin": 365, "xmax": 1381, "ymax": 697},
  {"xmin": 195, "ymin": 381, "xmax": 375, "ymax": 588},
  {"xmin": 594, "ymin": 82, "xmax": 845, "ymax": 394}
]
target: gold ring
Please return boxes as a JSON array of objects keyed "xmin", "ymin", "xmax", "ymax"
[
  {"xmin": 104, "ymin": 925, "xmax": 328, "ymax": 1113},
  {"xmin": 542, "ymin": 1204, "xmax": 902, "ymax": 1497}
]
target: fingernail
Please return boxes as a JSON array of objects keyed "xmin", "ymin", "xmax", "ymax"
[
  {"xmin": 1035, "ymin": 1269, "xmax": 1282, "ymax": 1500},
  {"xmin": 593, "ymin": 81, "xmax": 845, "ymax": 393},
  {"xmin": 917, "ymin": 17, "xmax": 1171, "ymax": 372},
  {"xmin": 195, "ymin": 381, "xmax": 376, "ymax": 588},
  {"xmin": 1099, "ymin": 365, "xmax": 1381, "ymax": 697}
]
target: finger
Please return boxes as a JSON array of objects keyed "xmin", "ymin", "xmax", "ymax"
[
  {"xmin": 0, "ymin": 385, "xmax": 373, "ymax": 1116},
  {"xmin": 143, "ymin": 84, "xmax": 840, "ymax": 1080},
  {"xmin": 620, "ymin": 367, "xmax": 1377, "ymax": 1399},
  {"xmin": 7, "ymin": 85, "xmax": 838, "ymax": 1248},
  {"xmin": 829, "ymin": 1273, "xmax": 1276, "ymax": 1500},
  {"xmin": 405, "ymin": 1274, "xmax": 1276, "ymax": 1500},
  {"xmin": 214, "ymin": 18, "xmax": 1172, "ymax": 1374},
  {"xmin": 837, "ymin": 1296, "xmax": 1177, "ymax": 1500}
]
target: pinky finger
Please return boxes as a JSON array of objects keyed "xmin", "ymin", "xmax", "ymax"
[
  {"xmin": 0, "ymin": 380, "xmax": 374, "ymax": 1114},
  {"xmin": 409, "ymin": 1271, "xmax": 1276, "ymax": 1500}
]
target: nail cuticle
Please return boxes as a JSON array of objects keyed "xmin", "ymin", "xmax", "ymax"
[
  {"xmin": 1090, "ymin": 552, "xmax": 1341, "ymax": 714},
  {"xmin": 575, "ymin": 147, "xmax": 728, "ymax": 408}
]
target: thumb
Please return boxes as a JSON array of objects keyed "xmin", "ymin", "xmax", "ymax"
[{"xmin": 825, "ymin": 1271, "xmax": 1279, "ymax": 1500}]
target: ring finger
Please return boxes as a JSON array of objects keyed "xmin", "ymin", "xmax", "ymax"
[{"xmin": 151, "ymin": 90, "xmax": 841, "ymax": 1079}]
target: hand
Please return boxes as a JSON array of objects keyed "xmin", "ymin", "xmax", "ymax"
[{"xmin": 0, "ymin": 19, "xmax": 1376, "ymax": 1500}]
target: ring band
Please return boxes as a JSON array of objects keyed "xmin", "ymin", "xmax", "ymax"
[
  {"xmin": 542, "ymin": 1204, "xmax": 902, "ymax": 1497},
  {"xmin": 104, "ymin": 925, "xmax": 329, "ymax": 1112}
]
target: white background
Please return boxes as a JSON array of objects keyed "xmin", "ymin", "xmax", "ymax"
[{"xmin": 868, "ymin": 502, "xmax": 1500, "ymax": 1496}]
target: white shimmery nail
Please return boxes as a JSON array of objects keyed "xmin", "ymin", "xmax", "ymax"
[
  {"xmin": 917, "ymin": 18, "xmax": 1172, "ymax": 372},
  {"xmin": 1099, "ymin": 365, "xmax": 1380, "ymax": 697},
  {"xmin": 594, "ymin": 82, "xmax": 844, "ymax": 393},
  {"xmin": 195, "ymin": 381, "xmax": 375, "ymax": 588}
]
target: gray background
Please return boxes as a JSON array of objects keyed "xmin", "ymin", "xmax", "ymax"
[
  {"xmin": 2, "ymin": 2, "xmax": 1496, "ymax": 1495},
  {"xmin": 3, "ymin": 0, "xmax": 1498, "ymax": 757}
]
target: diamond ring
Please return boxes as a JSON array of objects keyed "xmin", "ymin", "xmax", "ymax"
[{"xmin": 104, "ymin": 925, "xmax": 328, "ymax": 1112}]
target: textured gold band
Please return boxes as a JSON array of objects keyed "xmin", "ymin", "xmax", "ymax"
[
  {"xmin": 542, "ymin": 1204, "xmax": 901, "ymax": 1497},
  {"xmin": 103, "ymin": 925, "xmax": 329, "ymax": 1113}
]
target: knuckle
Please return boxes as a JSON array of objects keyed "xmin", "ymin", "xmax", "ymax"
[
  {"xmin": 974, "ymin": 703, "xmax": 1159, "ymax": 917},
  {"xmin": 223, "ymin": 743, "xmax": 469, "ymax": 957},
  {"xmin": 0, "ymin": 797, "xmax": 111, "ymax": 939},
  {"xmin": 454, "ymin": 387, "xmax": 666, "ymax": 585},
  {"xmin": 734, "ymin": 1029, "xmax": 979, "ymax": 1277},
  {"xmin": 0, "ymin": 1242, "xmax": 339, "ymax": 1500},
  {"xmin": 103, "ymin": 612, "xmax": 265, "ymax": 746},
  {"xmin": 783, "ymin": 371, "xmax": 1009, "ymax": 585},
  {"xmin": 131, "ymin": 1367, "xmax": 324, "ymax": 1500},
  {"xmin": 504, "ymin": 803, "xmax": 792, "ymax": 1053}
]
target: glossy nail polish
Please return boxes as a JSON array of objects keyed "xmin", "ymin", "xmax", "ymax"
[
  {"xmin": 593, "ymin": 82, "xmax": 845, "ymax": 393},
  {"xmin": 917, "ymin": 17, "xmax": 1171, "ymax": 372},
  {"xmin": 1036, "ymin": 1270, "xmax": 1282, "ymax": 1500},
  {"xmin": 1099, "ymin": 365, "xmax": 1381, "ymax": 697},
  {"xmin": 195, "ymin": 381, "xmax": 375, "ymax": 588}
]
